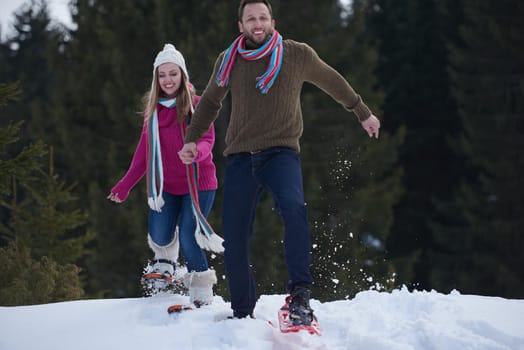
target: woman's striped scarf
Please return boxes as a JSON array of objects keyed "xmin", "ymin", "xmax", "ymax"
[
  {"xmin": 146, "ymin": 98, "xmax": 176, "ymax": 212},
  {"xmin": 147, "ymin": 98, "xmax": 224, "ymax": 253},
  {"xmin": 216, "ymin": 30, "xmax": 283, "ymax": 94}
]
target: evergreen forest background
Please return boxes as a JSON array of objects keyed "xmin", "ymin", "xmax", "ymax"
[{"xmin": 1, "ymin": 0, "xmax": 522, "ymax": 305}]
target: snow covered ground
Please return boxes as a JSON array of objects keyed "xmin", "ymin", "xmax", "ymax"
[{"xmin": 1, "ymin": 287, "xmax": 523, "ymax": 350}]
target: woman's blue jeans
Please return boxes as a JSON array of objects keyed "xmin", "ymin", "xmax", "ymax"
[
  {"xmin": 148, "ymin": 190, "xmax": 215, "ymax": 272},
  {"xmin": 222, "ymin": 147, "xmax": 313, "ymax": 317}
]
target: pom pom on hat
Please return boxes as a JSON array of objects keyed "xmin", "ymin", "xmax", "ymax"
[{"xmin": 153, "ymin": 43, "xmax": 189, "ymax": 80}]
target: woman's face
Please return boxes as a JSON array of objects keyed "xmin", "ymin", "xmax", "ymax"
[{"xmin": 157, "ymin": 63, "xmax": 182, "ymax": 98}]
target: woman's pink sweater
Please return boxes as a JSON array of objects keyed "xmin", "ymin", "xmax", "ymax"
[{"xmin": 111, "ymin": 96, "xmax": 217, "ymax": 201}]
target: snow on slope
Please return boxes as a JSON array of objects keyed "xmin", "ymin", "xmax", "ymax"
[{"xmin": 1, "ymin": 288, "xmax": 523, "ymax": 350}]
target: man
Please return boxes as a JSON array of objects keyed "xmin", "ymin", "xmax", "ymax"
[{"xmin": 179, "ymin": 0, "xmax": 380, "ymax": 324}]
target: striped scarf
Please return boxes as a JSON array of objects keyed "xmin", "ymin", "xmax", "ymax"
[
  {"xmin": 180, "ymin": 116, "xmax": 224, "ymax": 253},
  {"xmin": 146, "ymin": 98, "xmax": 176, "ymax": 212},
  {"xmin": 147, "ymin": 99, "xmax": 224, "ymax": 252},
  {"xmin": 216, "ymin": 30, "xmax": 283, "ymax": 94}
]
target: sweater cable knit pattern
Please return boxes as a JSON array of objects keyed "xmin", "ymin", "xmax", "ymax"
[{"xmin": 185, "ymin": 40, "xmax": 372, "ymax": 156}]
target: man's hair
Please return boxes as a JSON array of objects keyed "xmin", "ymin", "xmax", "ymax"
[{"xmin": 238, "ymin": 0, "xmax": 273, "ymax": 21}]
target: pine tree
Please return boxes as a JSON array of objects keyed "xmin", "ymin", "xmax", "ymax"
[
  {"xmin": 0, "ymin": 83, "xmax": 87, "ymax": 305},
  {"xmin": 0, "ymin": 83, "xmax": 46, "ymax": 245},
  {"xmin": 431, "ymin": 0, "xmax": 524, "ymax": 298},
  {"xmin": 5, "ymin": 148, "xmax": 95, "ymax": 265},
  {"xmin": 0, "ymin": 242, "xmax": 84, "ymax": 306},
  {"xmin": 0, "ymin": 0, "xmax": 67, "ymax": 145},
  {"xmin": 367, "ymin": 0, "xmax": 466, "ymax": 290}
]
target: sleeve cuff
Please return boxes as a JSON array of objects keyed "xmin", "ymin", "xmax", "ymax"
[{"xmin": 351, "ymin": 99, "xmax": 372, "ymax": 122}]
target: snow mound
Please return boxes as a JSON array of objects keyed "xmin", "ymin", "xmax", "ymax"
[{"xmin": 1, "ymin": 288, "xmax": 523, "ymax": 350}]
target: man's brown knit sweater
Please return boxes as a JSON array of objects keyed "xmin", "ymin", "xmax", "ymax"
[{"xmin": 185, "ymin": 39, "xmax": 372, "ymax": 156}]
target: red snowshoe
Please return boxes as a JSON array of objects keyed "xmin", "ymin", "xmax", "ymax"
[{"xmin": 277, "ymin": 288, "xmax": 321, "ymax": 335}]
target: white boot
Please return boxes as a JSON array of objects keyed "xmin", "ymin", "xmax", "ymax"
[
  {"xmin": 147, "ymin": 233, "xmax": 179, "ymax": 276},
  {"xmin": 183, "ymin": 269, "xmax": 217, "ymax": 306},
  {"xmin": 142, "ymin": 234, "xmax": 183, "ymax": 296}
]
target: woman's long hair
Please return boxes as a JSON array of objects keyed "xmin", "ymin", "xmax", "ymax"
[{"xmin": 143, "ymin": 67, "xmax": 194, "ymax": 123}]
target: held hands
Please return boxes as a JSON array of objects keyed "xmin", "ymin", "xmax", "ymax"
[
  {"xmin": 361, "ymin": 114, "xmax": 381, "ymax": 139},
  {"xmin": 178, "ymin": 142, "xmax": 198, "ymax": 164}
]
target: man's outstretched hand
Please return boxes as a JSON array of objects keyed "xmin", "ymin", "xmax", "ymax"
[{"xmin": 361, "ymin": 114, "xmax": 381, "ymax": 139}]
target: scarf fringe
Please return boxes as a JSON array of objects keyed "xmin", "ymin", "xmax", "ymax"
[
  {"xmin": 195, "ymin": 228, "xmax": 225, "ymax": 253},
  {"xmin": 147, "ymin": 196, "xmax": 165, "ymax": 213}
]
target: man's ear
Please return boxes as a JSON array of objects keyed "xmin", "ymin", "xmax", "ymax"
[{"xmin": 238, "ymin": 20, "xmax": 244, "ymax": 33}]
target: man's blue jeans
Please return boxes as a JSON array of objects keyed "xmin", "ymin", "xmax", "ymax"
[
  {"xmin": 149, "ymin": 190, "xmax": 215, "ymax": 272},
  {"xmin": 222, "ymin": 147, "xmax": 313, "ymax": 317}
]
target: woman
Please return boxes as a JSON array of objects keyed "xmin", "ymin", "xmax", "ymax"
[{"xmin": 108, "ymin": 44, "xmax": 219, "ymax": 305}]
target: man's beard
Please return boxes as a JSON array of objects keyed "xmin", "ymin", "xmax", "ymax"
[{"xmin": 244, "ymin": 29, "xmax": 274, "ymax": 48}]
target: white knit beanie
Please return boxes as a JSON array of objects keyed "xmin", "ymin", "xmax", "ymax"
[{"xmin": 153, "ymin": 43, "xmax": 189, "ymax": 81}]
